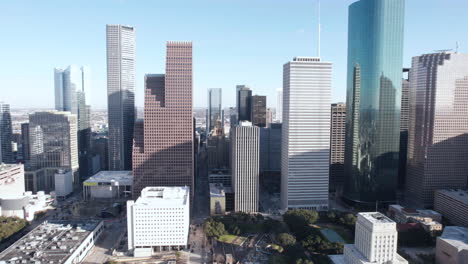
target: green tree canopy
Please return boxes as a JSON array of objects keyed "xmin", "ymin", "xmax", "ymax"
[{"xmin": 277, "ymin": 233, "xmax": 296, "ymax": 247}]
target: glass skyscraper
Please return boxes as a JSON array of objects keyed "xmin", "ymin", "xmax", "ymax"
[
  {"xmin": 344, "ymin": 0, "xmax": 405, "ymax": 205},
  {"xmin": 207, "ymin": 88, "xmax": 222, "ymax": 133}
]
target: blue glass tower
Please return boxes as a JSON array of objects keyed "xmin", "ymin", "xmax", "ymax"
[{"xmin": 344, "ymin": 0, "xmax": 405, "ymax": 205}]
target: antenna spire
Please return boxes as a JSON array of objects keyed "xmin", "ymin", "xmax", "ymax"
[
  {"xmin": 456, "ymin": 41, "xmax": 460, "ymax": 53},
  {"xmin": 317, "ymin": 0, "xmax": 321, "ymax": 58}
]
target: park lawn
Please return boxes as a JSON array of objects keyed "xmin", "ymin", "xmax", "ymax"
[{"xmin": 218, "ymin": 234, "xmax": 248, "ymax": 246}]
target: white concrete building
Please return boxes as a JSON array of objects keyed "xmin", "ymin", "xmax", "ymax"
[
  {"xmin": 0, "ymin": 163, "xmax": 25, "ymax": 198},
  {"xmin": 276, "ymin": 88, "xmax": 283, "ymax": 122},
  {"xmin": 54, "ymin": 169, "xmax": 73, "ymax": 199},
  {"xmin": 281, "ymin": 57, "xmax": 331, "ymax": 210},
  {"xmin": 231, "ymin": 121, "xmax": 259, "ymax": 213},
  {"xmin": 436, "ymin": 226, "xmax": 468, "ymax": 264},
  {"xmin": 83, "ymin": 170, "xmax": 132, "ymax": 200},
  {"xmin": 330, "ymin": 212, "xmax": 408, "ymax": 264},
  {"xmin": 127, "ymin": 186, "xmax": 190, "ymax": 257}
]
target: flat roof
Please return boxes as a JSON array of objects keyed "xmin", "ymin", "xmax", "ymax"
[
  {"xmin": 135, "ymin": 186, "xmax": 189, "ymax": 207},
  {"xmin": 359, "ymin": 212, "xmax": 394, "ymax": 224},
  {"xmin": 440, "ymin": 226, "xmax": 468, "ymax": 250},
  {"xmin": 210, "ymin": 183, "xmax": 226, "ymax": 197},
  {"xmin": 0, "ymin": 220, "xmax": 102, "ymax": 263},
  {"xmin": 0, "ymin": 163, "xmax": 22, "ymax": 172},
  {"xmin": 84, "ymin": 170, "xmax": 133, "ymax": 186},
  {"xmin": 436, "ymin": 189, "xmax": 468, "ymax": 204}
]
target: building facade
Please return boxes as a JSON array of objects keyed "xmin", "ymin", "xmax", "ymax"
[
  {"xmin": 330, "ymin": 103, "xmax": 346, "ymax": 193},
  {"xmin": 251, "ymin": 95, "xmax": 267, "ymax": 127},
  {"xmin": 344, "ymin": 0, "xmax": 405, "ymax": 206},
  {"xmin": 21, "ymin": 123, "xmax": 30, "ymax": 162},
  {"xmin": 281, "ymin": 57, "xmax": 331, "ymax": 210},
  {"xmin": 0, "ymin": 163, "xmax": 25, "ymax": 198},
  {"xmin": 237, "ymin": 85, "xmax": 252, "ymax": 122},
  {"xmin": 207, "ymin": 88, "xmax": 223, "ymax": 133},
  {"xmin": 127, "ymin": 187, "xmax": 190, "ymax": 257},
  {"xmin": 260, "ymin": 123, "xmax": 282, "ymax": 172},
  {"xmin": 399, "ymin": 69, "xmax": 410, "ymax": 189},
  {"xmin": 406, "ymin": 52, "xmax": 468, "ymax": 208},
  {"xmin": 436, "ymin": 226, "xmax": 468, "ymax": 264},
  {"xmin": 0, "ymin": 102, "xmax": 13, "ymax": 163},
  {"xmin": 276, "ymin": 89, "xmax": 283, "ymax": 122},
  {"xmin": 434, "ymin": 189, "xmax": 468, "ymax": 228},
  {"xmin": 231, "ymin": 122, "xmax": 259, "ymax": 213},
  {"xmin": 106, "ymin": 24, "xmax": 136, "ymax": 171},
  {"xmin": 133, "ymin": 42, "xmax": 194, "ymax": 199}
]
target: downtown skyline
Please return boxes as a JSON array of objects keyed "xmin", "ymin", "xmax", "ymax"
[{"xmin": 1, "ymin": 0, "xmax": 467, "ymax": 109}]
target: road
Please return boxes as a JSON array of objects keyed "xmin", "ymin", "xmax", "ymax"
[{"xmin": 83, "ymin": 219, "xmax": 126, "ymax": 264}]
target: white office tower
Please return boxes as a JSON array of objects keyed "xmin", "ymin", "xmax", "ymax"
[
  {"xmin": 330, "ymin": 212, "xmax": 408, "ymax": 264},
  {"xmin": 276, "ymin": 88, "xmax": 283, "ymax": 122},
  {"xmin": 231, "ymin": 121, "xmax": 260, "ymax": 213},
  {"xmin": 281, "ymin": 57, "xmax": 331, "ymax": 210},
  {"xmin": 127, "ymin": 186, "xmax": 190, "ymax": 257}
]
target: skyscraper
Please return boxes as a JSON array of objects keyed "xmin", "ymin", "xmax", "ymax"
[
  {"xmin": 399, "ymin": 69, "xmax": 410, "ymax": 189},
  {"xmin": 21, "ymin": 123, "xmax": 30, "ymax": 162},
  {"xmin": 207, "ymin": 88, "xmax": 222, "ymax": 133},
  {"xmin": 237, "ymin": 85, "xmax": 252, "ymax": 122},
  {"xmin": 106, "ymin": 24, "xmax": 136, "ymax": 171},
  {"xmin": 251, "ymin": 95, "xmax": 267, "ymax": 127},
  {"xmin": 276, "ymin": 89, "xmax": 283, "ymax": 122},
  {"xmin": 133, "ymin": 41, "xmax": 193, "ymax": 199},
  {"xmin": 330, "ymin": 103, "xmax": 346, "ymax": 193},
  {"xmin": 231, "ymin": 122, "xmax": 259, "ymax": 213},
  {"xmin": 27, "ymin": 111, "xmax": 79, "ymax": 193},
  {"xmin": 0, "ymin": 102, "xmax": 13, "ymax": 163},
  {"xmin": 281, "ymin": 57, "xmax": 331, "ymax": 210},
  {"xmin": 344, "ymin": 0, "xmax": 405, "ymax": 206},
  {"xmin": 406, "ymin": 52, "xmax": 468, "ymax": 208}
]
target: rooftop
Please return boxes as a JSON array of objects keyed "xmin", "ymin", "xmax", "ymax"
[
  {"xmin": 135, "ymin": 186, "xmax": 189, "ymax": 206},
  {"xmin": 0, "ymin": 220, "xmax": 102, "ymax": 263},
  {"xmin": 210, "ymin": 183, "xmax": 226, "ymax": 197},
  {"xmin": 0, "ymin": 163, "xmax": 22, "ymax": 172},
  {"xmin": 84, "ymin": 170, "xmax": 133, "ymax": 186},
  {"xmin": 440, "ymin": 226, "xmax": 468, "ymax": 250},
  {"xmin": 436, "ymin": 189, "xmax": 468, "ymax": 204},
  {"xmin": 360, "ymin": 212, "xmax": 394, "ymax": 224}
]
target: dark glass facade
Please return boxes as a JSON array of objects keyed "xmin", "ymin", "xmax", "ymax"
[
  {"xmin": 344, "ymin": 0, "xmax": 405, "ymax": 205},
  {"xmin": 251, "ymin": 95, "xmax": 267, "ymax": 127},
  {"xmin": 237, "ymin": 89, "xmax": 252, "ymax": 122},
  {"xmin": 207, "ymin": 88, "xmax": 222, "ymax": 132}
]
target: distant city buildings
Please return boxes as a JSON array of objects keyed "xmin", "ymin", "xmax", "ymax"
[
  {"xmin": 276, "ymin": 89, "xmax": 283, "ymax": 122},
  {"xmin": 330, "ymin": 103, "xmax": 346, "ymax": 193},
  {"xmin": 127, "ymin": 186, "xmax": 190, "ymax": 257},
  {"xmin": 406, "ymin": 52, "xmax": 468, "ymax": 208},
  {"xmin": 207, "ymin": 88, "xmax": 223, "ymax": 133},
  {"xmin": 231, "ymin": 122, "xmax": 259, "ymax": 213},
  {"xmin": 281, "ymin": 57, "xmax": 331, "ymax": 210},
  {"xmin": 251, "ymin": 95, "xmax": 266, "ymax": 127},
  {"xmin": 0, "ymin": 102, "xmax": 13, "ymax": 163},
  {"xmin": 330, "ymin": 212, "xmax": 408, "ymax": 264},
  {"xmin": 434, "ymin": 189, "xmax": 468, "ymax": 228},
  {"xmin": 132, "ymin": 42, "xmax": 194, "ymax": 199},
  {"xmin": 106, "ymin": 24, "xmax": 136, "ymax": 171},
  {"xmin": 26, "ymin": 111, "xmax": 78, "ymax": 193},
  {"xmin": 436, "ymin": 226, "xmax": 468, "ymax": 264},
  {"xmin": 344, "ymin": 0, "xmax": 405, "ymax": 206}
]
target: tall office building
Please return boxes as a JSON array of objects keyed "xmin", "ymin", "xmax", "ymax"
[
  {"xmin": 251, "ymin": 95, "xmax": 267, "ymax": 127},
  {"xmin": 231, "ymin": 122, "xmax": 259, "ymax": 213},
  {"xmin": 281, "ymin": 57, "xmax": 331, "ymax": 210},
  {"xmin": 406, "ymin": 52, "xmax": 468, "ymax": 208},
  {"xmin": 21, "ymin": 123, "xmax": 30, "ymax": 162},
  {"xmin": 260, "ymin": 123, "xmax": 282, "ymax": 172},
  {"xmin": 236, "ymin": 85, "xmax": 252, "ymax": 122},
  {"xmin": 106, "ymin": 24, "xmax": 136, "ymax": 171},
  {"xmin": 344, "ymin": 0, "xmax": 405, "ymax": 206},
  {"xmin": 133, "ymin": 41, "xmax": 193, "ymax": 199},
  {"xmin": 0, "ymin": 102, "xmax": 13, "ymax": 163},
  {"xmin": 207, "ymin": 88, "xmax": 223, "ymax": 133},
  {"xmin": 398, "ymin": 69, "xmax": 410, "ymax": 189},
  {"xmin": 330, "ymin": 103, "xmax": 346, "ymax": 193},
  {"xmin": 229, "ymin": 107, "xmax": 237, "ymax": 127},
  {"xmin": 276, "ymin": 89, "xmax": 283, "ymax": 122},
  {"xmin": 27, "ymin": 111, "xmax": 79, "ymax": 193}
]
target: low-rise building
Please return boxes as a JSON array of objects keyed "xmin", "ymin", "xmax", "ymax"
[
  {"xmin": 82, "ymin": 170, "xmax": 132, "ymax": 200},
  {"xmin": 0, "ymin": 163, "xmax": 25, "ymax": 197},
  {"xmin": 0, "ymin": 220, "xmax": 103, "ymax": 263},
  {"xmin": 329, "ymin": 212, "xmax": 408, "ymax": 264},
  {"xmin": 0, "ymin": 191, "xmax": 55, "ymax": 221},
  {"xmin": 127, "ymin": 186, "xmax": 190, "ymax": 257},
  {"xmin": 436, "ymin": 226, "xmax": 468, "ymax": 264},
  {"xmin": 210, "ymin": 183, "xmax": 229, "ymax": 215},
  {"xmin": 54, "ymin": 169, "xmax": 73, "ymax": 199},
  {"xmin": 388, "ymin": 204, "xmax": 442, "ymax": 223},
  {"xmin": 434, "ymin": 190, "xmax": 468, "ymax": 227}
]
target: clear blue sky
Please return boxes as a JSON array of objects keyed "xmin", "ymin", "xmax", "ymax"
[{"xmin": 1, "ymin": 0, "xmax": 467, "ymax": 109}]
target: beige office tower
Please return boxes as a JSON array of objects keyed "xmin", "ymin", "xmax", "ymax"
[{"xmin": 406, "ymin": 52, "xmax": 468, "ymax": 208}]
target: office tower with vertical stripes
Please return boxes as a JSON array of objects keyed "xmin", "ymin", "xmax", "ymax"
[
  {"xmin": 133, "ymin": 41, "xmax": 194, "ymax": 199},
  {"xmin": 0, "ymin": 102, "xmax": 13, "ymax": 163},
  {"xmin": 276, "ymin": 89, "xmax": 283, "ymax": 122},
  {"xmin": 251, "ymin": 95, "xmax": 267, "ymax": 127},
  {"xmin": 330, "ymin": 103, "xmax": 346, "ymax": 193},
  {"xmin": 106, "ymin": 24, "xmax": 136, "ymax": 171},
  {"xmin": 281, "ymin": 57, "xmax": 331, "ymax": 210}
]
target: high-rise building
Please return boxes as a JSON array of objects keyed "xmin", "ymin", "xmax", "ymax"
[
  {"xmin": 106, "ymin": 24, "xmax": 136, "ymax": 171},
  {"xmin": 276, "ymin": 89, "xmax": 283, "ymax": 122},
  {"xmin": 344, "ymin": 0, "xmax": 405, "ymax": 206},
  {"xmin": 21, "ymin": 123, "xmax": 30, "ymax": 162},
  {"xmin": 406, "ymin": 52, "xmax": 468, "ymax": 208},
  {"xmin": 281, "ymin": 57, "xmax": 331, "ymax": 210},
  {"xmin": 329, "ymin": 212, "xmax": 408, "ymax": 264},
  {"xmin": 398, "ymin": 69, "xmax": 410, "ymax": 189},
  {"xmin": 237, "ymin": 85, "xmax": 252, "ymax": 122},
  {"xmin": 229, "ymin": 107, "xmax": 237, "ymax": 127},
  {"xmin": 27, "ymin": 111, "xmax": 79, "ymax": 193},
  {"xmin": 133, "ymin": 41, "xmax": 193, "ymax": 199},
  {"xmin": 207, "ymin": 88, "xmax": 223, "ymax": 133},
  {"xmin": 266, "ymin": 108, "xmax": 273, "ymax": 125},
  {"xmin": 260, "ymin": 123, "xmax": 282, "ymax": 172},
  {"xmin": 251, "ymin": 95, "xmax": 267, "ymax": 127},
  {"xmin": 434, "ymin": 190, "xmax": 468, "ymax": 228},
  {"xmin": 330, "ymin": 103, "xmax": 346, "ymax": 193},
  {"xmin": 0, "ymin": 102, "xmax": 13, "ymax": 163},
  {"xmin": 127, "ymin": 186, "xmax": 190, "ymax": 257},
  {"xmin": 231, "ymin": 122, "xmax": 259, "ymax": 213}
]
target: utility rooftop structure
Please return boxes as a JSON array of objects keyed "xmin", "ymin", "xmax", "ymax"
[
  {"xmin": 83, "ymin": 170, "xmax": 133, "ymax": 200},
  {"xmin": 0, "ymin": 220, "xmax": 103, "ymax": 264}
]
